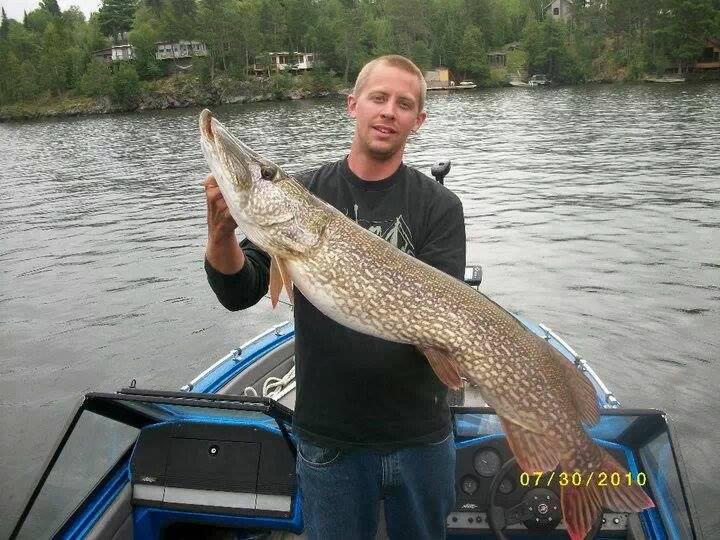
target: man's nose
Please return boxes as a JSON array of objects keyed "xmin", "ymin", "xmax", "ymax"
[{"xmin": 380, "ymin": 100, "xmax": 396, "ymax": 119}]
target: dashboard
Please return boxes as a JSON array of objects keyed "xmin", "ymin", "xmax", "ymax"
[{"xmin": 448, "ymin": 438, "xmax": 633, "ymax": 537}]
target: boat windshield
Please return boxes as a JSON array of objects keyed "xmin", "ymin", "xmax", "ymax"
[
  {"xmin": 13, "ymin": 409, "xmax": 139, "ymax": 540},
  {"xmin": 11, "ymin": 389, "xmax": 293, "ymax": 540},
  {"xmin": 453, "ymin": 407, "xmax": 698, "ymax": 539}
]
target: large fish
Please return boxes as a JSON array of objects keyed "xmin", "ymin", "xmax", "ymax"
[{"xmin": 199, "ymin": 109, "xmax": 654, "ymax": 539}]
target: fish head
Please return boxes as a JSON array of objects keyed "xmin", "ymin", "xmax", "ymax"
[{"xmin": 199, "ymin": 109, "xmax": 328, "ymax": 257}]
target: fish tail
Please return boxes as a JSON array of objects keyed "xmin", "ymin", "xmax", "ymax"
[{"xmin": 560, "ymin": 448, "xmax": 654, "ymax": 540}]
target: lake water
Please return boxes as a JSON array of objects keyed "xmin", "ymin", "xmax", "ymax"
[{"xmin": 1, "ymin": 82, "xmax": 719, "ymax": 537}]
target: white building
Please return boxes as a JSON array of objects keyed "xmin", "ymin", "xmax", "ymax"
[
  {"xmin": 544, "ymin": 0, "xmax": 574, "ymax": 21},
  {"xmin": 155, "ymin": 41, "xmax": 209, "ymax": 61},
  {"xmin": 252, "ymin": 52, "xmax": 316, "ymax": 73},
  {"xmin": 93, "ymin": 44, "xmax": 135, "ymax": 62}
]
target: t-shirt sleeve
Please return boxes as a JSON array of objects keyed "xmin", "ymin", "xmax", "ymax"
[
  {"xmin": 204, "ymin": 238, "xmax": 271, "ymax": 311},
  {"xmin": 417, "ymin": 193, "xmax": 466, "ymax": 281}
]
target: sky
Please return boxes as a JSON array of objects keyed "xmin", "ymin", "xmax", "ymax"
[{"xmin": 2, "ymin": 0, "xmax": 100, "ymax": 21}]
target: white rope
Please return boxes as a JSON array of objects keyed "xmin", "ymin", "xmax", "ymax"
[{"xmin": 263, "ymin": 365, "xmax": 296, "ymax": 399}]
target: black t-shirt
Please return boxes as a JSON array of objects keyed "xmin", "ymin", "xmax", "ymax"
[{"xmin": 205, "ymin": 157, "xmax": 466, "ymax": 450}]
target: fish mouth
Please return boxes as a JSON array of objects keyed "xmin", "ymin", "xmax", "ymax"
[
  {"xmin": 200, "ymin": 109, "xmax": 277, "ymax": 190},
  {"xmin": 200, "ymin": 109, "xmax": 214, "ymax": 142}
]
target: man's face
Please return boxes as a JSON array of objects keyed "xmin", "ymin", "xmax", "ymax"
[{"xmin": 347, "ymin": 63, "xmax": 427, "ymax": 161}]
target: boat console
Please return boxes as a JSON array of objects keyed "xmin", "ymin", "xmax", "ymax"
[
  {"xmin": 10, "ymin": 387, "xmax": 700, "ymax": 540},
  {"xmin": 446, "ymin": 407, "xmax": 698, "ymax": 539}
]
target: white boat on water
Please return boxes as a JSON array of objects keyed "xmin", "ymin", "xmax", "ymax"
[
  {"xmin": 528, "ymin": 74, "xmax": 550, "ymax": 87},
  {"xmin": 644, "ymin": 76, "xmax": 686, "ymax": 83}
]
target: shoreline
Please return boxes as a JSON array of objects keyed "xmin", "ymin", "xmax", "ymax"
[
  {"xmin": 0, "ymin": 73, "xmax": 347, "ymax": 123},
  {"xmin": 2, "ymin": 72, "xmax": 718, "ymax": 123}
]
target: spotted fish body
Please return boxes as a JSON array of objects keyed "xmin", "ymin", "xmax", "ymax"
[{"xmin": 199, "ymin": 109, "xmax": 653, "ymax": 539}]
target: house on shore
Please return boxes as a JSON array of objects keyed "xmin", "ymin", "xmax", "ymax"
[
  {"xmin": 695, "ymin": 38, "xmax": 720, "ymax": 72},
  {"xmin": 662, "ymin": 38, "xmax": 720, "ymax": 75},
  {"xmin": 487, "ymin": 42, "xmax": 521, "ymax": 68},
  {"xmin": 251, "ymin": 52, "xmax": 315, "ymax": 74},
  {"xmin": 93, "ymin": 44, "xmax": 135, "ymax": 62},
  {"xmin": 424, "ymin": 67, "xmax": 450, "ymax": 89},
  {"xmin": 155, "ymin": 41, "xmax": 208, "ymax": 61},
  {"xmin": 545, "ymin": 0, "xmax": 574, "ymax": 21}
]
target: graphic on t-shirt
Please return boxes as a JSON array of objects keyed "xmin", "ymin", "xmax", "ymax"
[{"xmin": 348, "ymin": 204, "xmax": 416, "ymax": 256}]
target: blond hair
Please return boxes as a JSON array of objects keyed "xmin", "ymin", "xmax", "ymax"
[{"xmin": 353, "ymin": 55, "xmax": 427, "ymax": 112}]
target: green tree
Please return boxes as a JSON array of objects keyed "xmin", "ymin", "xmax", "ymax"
[
  {"xmin": 111, "ymin": 61, "xmax": 140, "ymax": 107},
  {"xmin": 427, "ymin": 0, "xmax": 465, "ymax": 68},
  {"xmin": 521, "ymin": 18, "xmax": 583, "ymax": 83},
  {"xmin": 97, "ymin": 0, "xmax": 138, "ymax": 37},
  {"xmin": 1, "ymin": 7, "xmax": 9, "ymax": 39},
  {"xmin": 654, "ymin": 0, "xmax": 719, "ymax": 72},
  {"xmin": 23, "ymin": 8, "xmax": 53, "ymax": 33},
  {"xmin": 40, "ymin": 0, "xmax": 62, "ymax": 17},
  {"xmin": 78, "ymin": 58, "xmax": 113, "ymax": 95},
  {"xmin": 457, "ymin": 25, "xmax": 490, "ymax": 82},
  {"xmin": 129, "ymin": 6, "xmax": 163, "ymax": 79}
]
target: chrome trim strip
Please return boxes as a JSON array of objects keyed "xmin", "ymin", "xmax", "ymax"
[
  {"xmin": 185, "ymin": 321, "xmax": 292, "ymax": 388},
  {"xmin": 163, "ymin": 487, "xmax": 256, "ymax": 509},
  {"xmin": 133, "ymin": 484, "xmax": 164, "ymax": 502},
  {"xmin": 539, "ymin": 323, "xmax": 621, "ymax": 408},
  {"xmin": 256, "ymin": 493, "xmax": 292, "ymax": 512}
]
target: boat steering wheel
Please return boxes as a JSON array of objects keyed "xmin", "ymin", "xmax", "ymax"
[{"xmin": 487, "ymin": 457, "xmax": 562, "ymax": 540}]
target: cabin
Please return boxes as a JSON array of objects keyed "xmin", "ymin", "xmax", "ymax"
[
  {"xmin": 544, "ymin": 0, "xmax": 574, "ymax": 21},
  {"xmin": 424, "ymin": 67, "xmax": 450, "ymax": 89},
  {"xmin": 251, "ymin": 52, "xmax": 315, "ymax": 74},
  {"xmin": 487, "ymin": 42, "xmax": 520, "ymax": 68},
  {"xmin": 93, "ymin": 44, "xmax": 135, "ymax": 63},
  {"xmin": 155, "ymin": 41, "xmax": 209, "ymax": 61},
  {"xmin": 695, "ymin": 38, "xmax": 720, "ymax": 72}
]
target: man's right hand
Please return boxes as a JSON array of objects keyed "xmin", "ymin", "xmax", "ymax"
[{"xmin": 204, "ymin": 175, "xmax": 246, "ymax": 274}]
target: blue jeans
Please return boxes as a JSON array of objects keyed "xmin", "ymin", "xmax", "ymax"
[{"xmin": 295, "ymin": 433, "xmax": 456, "ymax": 540}]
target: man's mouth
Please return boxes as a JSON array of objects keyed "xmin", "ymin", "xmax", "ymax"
[{"xmin": 372, "ymin": 125, "xmax": 396, "ymax": 135}]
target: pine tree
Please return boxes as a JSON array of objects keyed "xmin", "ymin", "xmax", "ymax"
[
  {"xmin": 98, "ymin": 0, "xmax": 139, "ymax": 37},
  {"xmin": 1, "ymin": 8, "xmax": 9, "ymax": 39},
  {"xmin": 41, "ymin": 0, "xmax": 62, "ymax": 16}
]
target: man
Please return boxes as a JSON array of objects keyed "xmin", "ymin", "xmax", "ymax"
[{"xmin": 204, "ymin": 55, "xmax": 465, "ymax": 539}]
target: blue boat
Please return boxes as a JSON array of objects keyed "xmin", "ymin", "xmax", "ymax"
[{"xmin": 10, "ymin": 164, "xmax": 701, "ymax": 540}]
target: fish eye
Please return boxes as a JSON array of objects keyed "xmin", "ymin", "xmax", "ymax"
[{"xmin": 260, "ymin": 165, "xmax": 275, "ymax": 180}]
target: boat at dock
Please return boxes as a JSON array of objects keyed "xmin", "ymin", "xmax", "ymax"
[
  {"xmin": 644, "ymin": 76, "xmax": 686, "ymax": 83},
  {"xmin": 528, "ymin": 74, "xmax": 550, "ymax": 87},
  {"xmin": 428, "ymin": 80, "xmax": 477, "ymax": 91},
  {"xmin": 9, "ymin": 162, "xmax": 701, "ymax": 540}
]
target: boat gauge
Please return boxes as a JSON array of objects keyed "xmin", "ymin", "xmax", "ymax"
[
  {"xmin": 460, "ymin": 475, "xmax": 479, "ymax": 495},
  {"xmin": 473, "ymin": 448, "xmax": 501, "ymax": 477},
  {"xmin": 499, "ymin": 477, "xmax": 515, "ymax": 495}
]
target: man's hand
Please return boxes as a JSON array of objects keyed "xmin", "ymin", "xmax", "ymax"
[{"xmin": 204, "ymin": 175, "xmax": 245, "ymax": 274}]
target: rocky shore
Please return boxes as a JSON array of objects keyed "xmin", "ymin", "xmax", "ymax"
[{"xmin": 0, "ymin": 73, "xmax": 342, "ymax": 122}]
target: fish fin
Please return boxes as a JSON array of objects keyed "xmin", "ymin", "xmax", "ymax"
[
  {"xmin": 499, "ymin": 417, "xmax": 560, "ymax": 473},
  {"xmin": 560, "ymin": 482, "xmax": 603, "ymax": 540},
  {"xmin": 593, "ymin": 450, "xmax": 655, "ymax": 512},
  {"xmin": 556, "ymin": 354, "xmax": 600, "ymax": 426},
  {"xmin": 275, "ymin": 256, "xmax": 294, "ymax": 304},
  {"xmin": 269, "ymin": 257, "xmax": 293, "ymax": 308},
  {"xmin": 269, "ymin": 257, "xmax": 282, "ymax": 309},
  {"xmin": 419, "ymin": 347, "xmax": 463, "ymax": 390},
  {"xmin": 560, "ymin": 450, "xmax": 654, "ymax": 540}
]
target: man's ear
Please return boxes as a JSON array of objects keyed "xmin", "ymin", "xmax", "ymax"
[
  {"xmin": 347, "ymin": 94, "xmax": 357, "ymax": 118},
  {"xmin": 414, "ymin": 110, "xmax": 427, "ymax": 132}
]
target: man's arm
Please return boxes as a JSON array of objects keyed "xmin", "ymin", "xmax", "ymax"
[
  {"xmin": 203, "ymin": 175, "xmax": 270, "ymax": 310},
  {"xmin": 416, "ymin": 193, "xmax": 466, "ymax": 281}
]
